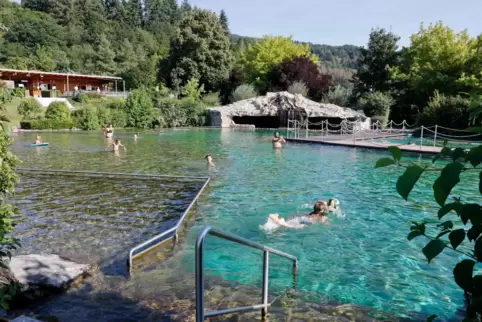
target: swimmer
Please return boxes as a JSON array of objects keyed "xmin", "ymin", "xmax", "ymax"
[
  {"xmin": 272, "ymin": 132, "xmax": 286, "ymax": 149},
  {"xmin": 205, "ymin": 154, "xmax": 215, "ymax": 167},
  {"xmin": 134, "ymin": 133, "xmax": 138, "ymax": 140},
  {"xmin": 34, "ymin": 135, "xmax": 42, "ymax": 144},
  {"xmin": 326, "ymin": 198, "xmax": 340, "ymax": 211},
  {"xmin": 105, "ymin": 139, "xmax": 126, "ymax": 152},
  {"xmin": 104, "ymin": 123, "xmax": 114, "ymax": 138},
  {"xmin": 268, "ymin": 202, "xmax": 329, "ymax": 228}
]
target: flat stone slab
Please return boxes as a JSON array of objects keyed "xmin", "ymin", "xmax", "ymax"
[{"xmin": 10, "ymin": 254, "xmax": 90, "ymax": 290}]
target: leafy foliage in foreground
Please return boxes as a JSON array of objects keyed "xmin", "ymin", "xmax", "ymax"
[{"xmin": 376, "ymin": 142, "xmax": 482, "ymax": 320}]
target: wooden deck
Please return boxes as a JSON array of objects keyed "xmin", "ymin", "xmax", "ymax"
[{"xmin": 286, "ymin": 135, "xmax": 442, "ymax": 154}]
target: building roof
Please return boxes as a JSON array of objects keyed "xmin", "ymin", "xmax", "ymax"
[{"xmin": 0, "ymin": 68, "xmax": 122, "ymax": 80}]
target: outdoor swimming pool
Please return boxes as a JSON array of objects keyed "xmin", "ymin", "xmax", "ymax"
[{"xmin": 9, "ymin": 129, "xmax": 476, "ymax": 321}]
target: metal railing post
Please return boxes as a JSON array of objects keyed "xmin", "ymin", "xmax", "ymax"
[
  {"xmin": 292, "ymin": 261, "xmax": 298, "ymax": 289},
  {"xmin": 262, "ymin": 251, "xmax": 269, "ymax": 318},
  {"xmin": 420, "ymin": 126, "xmax": 424, "ymax": 150},
  {"xmin": 305, "ymin": 119, "xmax": 308, "ymax": 138},
  {"xmin": 390, "ymin": 121, "xmax": 392, "ymax": 134},
  {"xmin": 433, "ymin": 125, "xmax": 438, "ymax": 147},
  {"xmin": 195, "ymin": 228, "xmax": 207, "ymax": 322}
]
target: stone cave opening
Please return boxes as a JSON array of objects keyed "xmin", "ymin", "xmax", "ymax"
[{"xmin": 232, "ymin": 116, "xmax": 281, "ymax": 128}]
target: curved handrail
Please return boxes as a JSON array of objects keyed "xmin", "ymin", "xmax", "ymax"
[{"xmin": 196, "ymin": 226, "xmax": 297, "ymax": 321}]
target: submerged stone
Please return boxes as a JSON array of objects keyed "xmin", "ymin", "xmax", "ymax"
[{"xmin": 10, "ymin": 254, "xmax": 91, "ymax": 291}]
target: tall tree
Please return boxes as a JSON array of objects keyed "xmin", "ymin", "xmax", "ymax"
[
  {"xmin": 179, "ymin": 0, "xmax": 191, "ymax": 16},
  {"xmin": 241, "ymin": 35, "xmax": 320, "ymax": 91},
  {"xmin": 95, "ymin": 34, "xmax": 116, "ymax": 74},
  {"xmin": 124, "ymin": 0, "xmax": 143, "ymax": 27},
  {"xmin": 352, "ymin": 28, "xmax": 400, "ymax": 99},
  {"xmin": 104, "ymin": 0, "xmax": 122, "ymax": 21},
  {"xmin": 21, "ymin": 0, "xmax": 52, "ymax": 13},
  {"xmin": 219, "ymin": 9, "xmax": 229, "ymax": 35},
  {"xmin": 166, "ymin": 8, "xmax": 234, "ymax": 91}
]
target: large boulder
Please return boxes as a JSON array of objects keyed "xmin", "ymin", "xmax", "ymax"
[
  {"xmin": 10, "ymin": 254, "xmax": 90, "ymax": 293},
  {"xmin": 208, "ymin": 91, "xmax": 368, "ymax": 128}
]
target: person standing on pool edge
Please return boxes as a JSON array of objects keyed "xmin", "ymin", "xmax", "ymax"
[{"xmin": 272, "ymin": 132, "xmax": 286, "ymax": 149}]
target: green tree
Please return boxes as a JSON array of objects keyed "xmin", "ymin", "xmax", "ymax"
[
  {"xmin": 390, "ymin": 22, "xmax": 476, "ymax": 110},
  {"xmin": 376, "ymin": 144, "xmax": 482, "ymax": 320},
  {"xmin": 124, "ymin": 0, "xmax": 143, "ymax": 27},
  {"xmin": 219, "ymin": 9, "xmax": 229, "ymax": 35},
  {"xmin": 17, "ymin": 98, "xmax": 43, "ymax": 119},
  {"xmin": 95, "ymin": 34, "xmax": 116, "ymax": 74},
  {"xmin": 352, "ymin": 28, "xmax": 400, "ymax": 99},
  {"xmin": 179, "ymin": 0, "xmax": 191, "ymax": 16},
  {"xmin": 45, "ymin": 101, "xmax": 71, "ymax": 121},
  {"xmin": 357, "ymin": 91, "xmax": 394, "ymax": 126},
  {"xmin": 241, "ymin": 36, "xmax": 320, "ymax": 91},
  {"xmin": 124, "ymin": 88, "xmax": 155, "ymax": 128},
  {"xmin": 181, "ymin": 78, "xmax": 205, "ymax": 101},
  {"xmin": 72, "ymin": 106, "xmax": 100, "ymax": 130},
  {"xmin": 104, "ymin": 0, "xmax": 122, "ymax": 21},
  {"xmin": 33, "ymin": 45, "xmax": 57, "ymax": 71},
  {"xmin": 166, "ymin": 8, "xmax": 233, "ymax": 91}
]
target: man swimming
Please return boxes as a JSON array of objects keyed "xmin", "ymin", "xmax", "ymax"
[
  {"xmin": 105, "ymin": 139, "xmax": 126, "ymax": 152},
  {"xmin": 268, "ymin": 202, "xmax": 329, "ymax": 228},
  {"xmin": 104, "ymin": 123, "xmax": 114, "ymax": 138},
  {"xmin": 205, "ymin": 154, "xmax": 215, "ymax": 167},
  {"xmin": 272, "ymin": 132, "xmax": 286, "ymax": 149}
]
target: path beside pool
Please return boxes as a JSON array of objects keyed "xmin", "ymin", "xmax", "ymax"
[{"xmin": 287, "ymin": 135, "xmax": 442, "ymax": 154}]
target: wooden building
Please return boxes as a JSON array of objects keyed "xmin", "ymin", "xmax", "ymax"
[{"xmin": 0, "ymin": 68, "xmax": 124, "ymax": 97}]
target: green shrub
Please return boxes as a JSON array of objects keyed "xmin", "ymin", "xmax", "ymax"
[
  {"xmin": 74, "ymin": 93, "xmax": 89, "ymax": 104},
  {"xmin": 86, "ymin": 92, "xmax": 103, "ymax": 100},
  {"xmin": 287, "ymin": 80, "xmax": 309, "ymax": 97},
  {"xmin": 45, "ymin": 102, "xmax": 71, "ymax": 121},
  {"xmin": 124, "ymin": 88, "xmax": 155, "ymax": 128},
  {"xmin": 106, "ymin": 98, "xmax": 125, "ymax": 110},
  {"xmin": 12, "ymin": 88, "xmax": 25, "ymax": 98},
  {"xmin": 72, "ymin": 107, "xmax": 100, "ymax": 130},
  {"xmin": 421, "ymin": 91, "xmax": 469, "ymax": 128},
  {"xmin": 322, "ymin": 85, "xmax": 352, "ymax": 107},
  {"xmin": 358, "ymin": 91, "xmax": 394, "ymax": 126},
  {"xmin": 17, "ymin": 98, "xmax": 43, "ymax": 119},
  {"xmin": 201, "ymin": 92, "xmax": 221, "ymax": 107},
  {"xmin": 41, "ymin": 90, "xmax": 61, "ymax": 98},
  {"xmin": 96, "ymin": 105, "xmax": 112, "ymax": 127},
  {"xmin": 181, "ymin": 78, "xmax": 205, "ymax": 101},
  {"xmin": 231, "ymin": 84, "xmax": 258, "ymax": 102},
  {"xmin": 20, "ymin": 119, "xmax": 74, "ymax": 130},
  {"xmin": 157, "ymin": 97, "xmax": 207, "ymax": 128},
  {"xmin": 110, "ymin": 109, "xmax": 127, "ymax": 128}
]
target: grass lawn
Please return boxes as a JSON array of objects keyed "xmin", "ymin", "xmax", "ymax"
[{"xmin": 3, "ymin": 97, "xmax": 22, "ymax": 125}]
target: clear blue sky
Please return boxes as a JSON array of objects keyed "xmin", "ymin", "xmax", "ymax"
[{"xmin": 184, "ymin": 0, "xmax": 482, "ymax": 47}]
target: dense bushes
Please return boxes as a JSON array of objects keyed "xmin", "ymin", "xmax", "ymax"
[
  {"xmin": 322, "ymin": 85, "xmax": 352, "ymax": 107},
  {"xmin": 17, "ymin": 98, "xmax": 42, "ymax": 119},
  {"xmin": 156, "ymin": 97, "xmax": 207, "ymax": 128},
  {"xmin": 45, "ymin": 102, "xmax": 71, "ymax": 121},
  {"xmin": 74, "ymin": 93, "xmax": 89, "ymax": 104},
  {"xmin": 20, "ymin": 119, "xmax": 74, "ymax": 130},
  {"xmin": 124, "ymin": 88, "xmax": 155, "ymax": 128},
  {"xmin": 421, "ymin": 91, "xmax": 470, "ymax": 128},
  {"xmin": 287, "ymin": 81, "xmax": 308, "ymax": 97},
  {"xmin": 231, "ymin": 84, "xmax": 258, "ymax": 102},
  {"xmin": 72, "ymin": 107, "xmax": 99, "ymax": 130},
  {"xmin": 357, "ymin": 91, "xmax": 394, "ymax": 126}
]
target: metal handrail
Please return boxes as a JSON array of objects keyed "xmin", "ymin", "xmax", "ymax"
[
  {"xmin": 196, "ymin": 226, "xmax": 298, "ymax": 321},
  {"xmin": 128, "ymin": 176, "xmax": 210, "ymax": 273},
  {"xmin": 17, "ymin": 168, "xmax": 210, "ymax": 274}
]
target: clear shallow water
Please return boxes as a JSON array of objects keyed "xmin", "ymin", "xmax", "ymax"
[
  {"xmin": 9, "ymin": 129, "xmax": 479, "ymax": 320},
  {"xmin": 371, "ymin": 135, "xmax": 479, "ymax": 149}
]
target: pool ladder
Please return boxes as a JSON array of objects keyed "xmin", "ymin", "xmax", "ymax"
[{"xmin": 196, "ymin": 226, "xmax": 298, "ymax": 321}]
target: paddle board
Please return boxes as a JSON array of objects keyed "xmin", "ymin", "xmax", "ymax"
[{"xmin": 29, "ymin": 143, "xmax": 49, "ymax": 147}]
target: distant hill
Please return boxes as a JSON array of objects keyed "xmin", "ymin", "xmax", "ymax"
[{"xmin": 230, "ymin": 34, "xmax": 362, "ymax": 70}]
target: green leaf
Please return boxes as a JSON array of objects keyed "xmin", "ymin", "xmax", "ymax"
[
  {"xmin": 460, "ymin": 203, "xmax": 482, "ymax": 225},
  {"xmin": 388, "ymin": 146, "xmax": 402, "ymax": 162},
  {"xmin": 396, "ymin": 165, "xmax": 424, "ymax": 200},
  {"xmin": 452, "ymin": 148, "xmax": 466, "ymax": 161},
  {"xmin": 468, "ymin": 225, "xmax": 482, "ymax": 242},
  {"xmin": 466, "ymin": 146, "xmax": 482, "ymax": 167},
  {"xmin": 437, "ymin": 203, "xmax": 463, "ymax": 219},
  {"xmin": 443, "ymin": 139, "xmax": 449, "ymax": 147},
  {"xmin": 453, "ymin": 259, "xmax": 476, "ymax": 292},
  {"xmin": 407, "ymin": 231, "xmax": 423, "ymax": 241},
  {"xmin": 475, "ymin": 237, "xmax": 482, "ymax": 261},
  {"xmin": 435, "ymin": 230, "xmax": 450, "ymax": 239},
  {"xmin": 422, "ymin": 239, "xmax": 446, "ymax": 263},
  {"xmin": 433, "ymin": 147, "xmax": 452, "ymax": 164},
  {"xmin": 427, "ymin": 315, "xmax": 437, "ymax": 322},
  {"xmin": 433, "ymin": 162, "xmax": 464, "ymax": 206},
  {"xmin": 375, "ymin": 158, "xmax": 396, "ymax": 168},
  {"xmin": 448, "ymin": 229, "xmax": 465, "ymax": 249},
  {"xmin": 437, "ymin": 220, "xmax": 454, "ymax": 230}
]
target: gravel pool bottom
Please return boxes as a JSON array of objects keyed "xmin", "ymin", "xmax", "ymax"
[{"xmin": 10, "ymin": 129, "xmax": 476, "ymax": 320}]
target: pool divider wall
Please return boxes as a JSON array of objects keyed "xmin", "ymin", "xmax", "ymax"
[{"xmin": 16, "ymin": 168, "xmax": 211, "ymax": 274}]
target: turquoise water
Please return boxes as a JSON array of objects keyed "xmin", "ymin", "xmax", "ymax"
[{"xmin": 9, "ymin": 129, "xmax": 478, "ymax": 320}]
